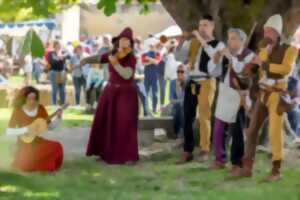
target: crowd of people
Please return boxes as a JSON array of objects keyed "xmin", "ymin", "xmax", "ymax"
[
  {"xmin": 4, "ymin": 13, "xmax": 300, "ymax": 183},
  {"xmin": 0, "ymin": 30, "xmax": 187, "ymax": 114}
]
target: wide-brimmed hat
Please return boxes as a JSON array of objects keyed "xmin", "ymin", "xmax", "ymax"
[{"xmin": 112, "ymin": 27, "xmax": 134, "ymax": 44}]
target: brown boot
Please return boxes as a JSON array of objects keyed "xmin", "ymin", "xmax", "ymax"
[
  {"xmin": 230, "ymin": 158, "xmax": 254, "ymax": 178},
  {"xmin": 229, "ymin": 165, "xmax": 242, "ymax": 176},
  {"xmin": 176, "ymin": 152, "xmax": 194, "ymax": 165},
  {"xmin": 209, "ymin": 161, "xmax": 226, "ymax": 171},
  {"xmin": 263, "ymin": 160, "xmax": 282, "ymax": 182},
  {"xmin": 197, "ymin": 151, "xmax": 209, "ymax": 163}
]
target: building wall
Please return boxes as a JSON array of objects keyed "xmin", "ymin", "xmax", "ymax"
[
  {"xmin": 61, "ymin": 5, "xmax": 80, "ymax": 43},
  {"xmin": 79, "ymin": 3, "xmax": 176, "ymax": 39}
]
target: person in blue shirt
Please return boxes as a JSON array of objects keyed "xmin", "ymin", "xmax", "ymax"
[
  {"xmin": 287, "ymin": 76, "xmax": 300, "ymax": 136},
  {"xmin": 32, "ymin": 58, "xmax": 43, "ymax": 84},
  {"xmin": 142, "ymin": 44, "xmax": 160, "ymax": 113},
  {"xmin": 70, "ymin": 45, "xmax": 87, "ymax": 106},
  {"xmin": 156, "ymin": 42, "xmax": 167, "ymax": 107},
  {"xmin": 134, "ymin": 40, "xmax": 149, "ymax": 116},
  {"xmin": 169, "ymin": 64, "xmax": 186, "ymax": 144}
]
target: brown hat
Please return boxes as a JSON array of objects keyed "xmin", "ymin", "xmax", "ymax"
[{"xmin": 112, "ymin": 27, "xmax": 134, "ymax": 44}]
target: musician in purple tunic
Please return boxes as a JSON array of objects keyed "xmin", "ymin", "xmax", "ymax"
[{"xmin": 207, "ymin": 28, "xmax": 255, "ymax": 174}]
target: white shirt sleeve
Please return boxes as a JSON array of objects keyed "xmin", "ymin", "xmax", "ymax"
[
  {"xmin": 208, "ymin": 51, "xmax": 226, "ymax": 78},
  {"xmin": 165, "ymin": 54, "xmax": 180, "ymax": 80},
  {"xmin": 203, "ymin": 42, "xmax": 226, "ymax": 58},
  {"xmin": 6, "ymin": 127, "xmax": 28, "ymax": 136},
  {"xmin": 86, "ymin": 69, "xmax": 93, "ymax": 90},
  {"xmin": 208, "ymin": 59, "xmax": 220, "ymax": 77},
  {"xmin": 231, "ymin": 52, "xmax": 255, "ymax": 74},
  {"xmin": 245, "ymin": 92, "xmax": 252, "ymax": 109},
  {"xmin": 293, "ymin": 97, "xmax": 300, "ymax": 105},
  {"xmin": 48, "ymin": 118, "xmax": 61, "ymax": 130}
]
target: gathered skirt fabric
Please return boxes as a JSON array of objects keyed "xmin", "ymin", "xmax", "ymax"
[{"xmin": 86, "ymin": 83, "xmax": 139, "ymax": 164}]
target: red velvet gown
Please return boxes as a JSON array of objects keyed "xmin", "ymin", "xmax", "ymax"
[
  {"xmin": 8, "ymin": 105, "xmax": 63, "ymax": 172},
  {"xmin": 86, "ymin": 53, "xmax": 139, "ymax": 164}
]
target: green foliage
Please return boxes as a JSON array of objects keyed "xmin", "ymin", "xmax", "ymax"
[
  {"xmin": 0, "ymin": 0, "xmax": 156, "ymax": 21},
  {"xmin": 0, "ymin": 0, "xmax": 80, "ymax": 22},
  {"xmin": 20, "ymin": 31, "xmax": 32, "ymax": 57},
  {"xmin": 138, "ymin": 0, "xmax": 152, "ymax": 14},
  {"xmin": 96, "ymin": 0, "xmax": 155, "ymax": 16},
  {"xmin": 225, "ymin": 0, "xmax": 268, "ymax": 33},
  {"xmin": 20, "ymin": 29, "xmax": 45, "ymax": 58},
  {"xmin": 97, "ymin": 0, "xmax": 118, "ymax": 16},
  {"xmin": 124, "ymin": 0, "xmax": 133, "ymax": 4}
]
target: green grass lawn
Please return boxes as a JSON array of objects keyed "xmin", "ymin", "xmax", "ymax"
[
  {"xmin": 0, "ymin": 107, "xmax": 300, "ymax": 200},
  {"xmin": 8, "ymin": 75, "xmax": 26, "ymax": 87},
  {"xmin": 0, "ymin": 152, "xmax": 300, "ymax": 200},
  {"xmin": 1, "ymin": 78, "xmax": 300, "ymax": 199}
]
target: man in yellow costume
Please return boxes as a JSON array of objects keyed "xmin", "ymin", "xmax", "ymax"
[
  {"xmin": 232, "ymin": 14, "xmax": 298, "ymax": 182},
  {"xmin": 177, "ymin": 14, "xmax": 225, "ymax": 164}
]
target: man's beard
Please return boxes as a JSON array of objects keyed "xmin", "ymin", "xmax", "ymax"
[{"xmin": 263, "ymin": 36, "xmax": 275, "ymax": 46}]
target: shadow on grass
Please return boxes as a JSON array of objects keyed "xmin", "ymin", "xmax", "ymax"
[
  {"xmin": 1, "ymin": 154, "xmax": 300, "ymax": 200},
  {"xmin": 62, "ymin": 119, "xmax": 91, "ymax": 128},
  {"xmin": 0, "ymin": 170, "xmax": 62, "ymax": 200}
]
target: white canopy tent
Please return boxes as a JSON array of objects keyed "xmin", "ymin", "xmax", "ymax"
[
  {"xmin": 143, "ymin": 37, "xmax": 160, "ymax": 50},
  {"xmin": 0, "ymin": 19, "xmax": 56, "ymax": 40},
  {"xmin": 143, "ymin": 25, "xmax": 182, "ymax": 51},
  {"xmin": 0, "ymin": 19, "xmax": 56, "ymax": 56},
  {"xmin": 154, "ymin": 25, "xmax": 183, "ymax": 38},
  {"xmin": 0, "ymin": 19, "xmax": 56, "ymax": 37}
]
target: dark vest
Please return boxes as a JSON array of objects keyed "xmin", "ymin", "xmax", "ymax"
[
  {"xmin": 266, "ymin": 43, "xmax": 289, "ymax": 79},
  {"xmin": 198, "ymin": 40, "xmax": 220, "ymax": 73},
  {"xmin": 222, "ymin": 48, "xmax": 253, "ymax": 90}
]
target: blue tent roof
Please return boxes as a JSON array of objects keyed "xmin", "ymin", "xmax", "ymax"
[{"xmin": 0, "ymin": 19, "xmax": 56, "ymax": 30}]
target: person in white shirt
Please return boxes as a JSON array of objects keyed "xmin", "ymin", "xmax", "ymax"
[
  {"xmin": 156, "ymin": 42, "xmax": 168, "ymax": 107},
  {"xmin": 23, "ymin": 54, "xmax": 33, "ymax": 86},
  {"xmin": 207, "ymin": 28, "xmax": 255, "ymax": 174},
  {"xmin": 177, "ymin": 14, "xmax": 225, "ymax": 164},
  {"xmin": 6, "ymin": 86, "xmax": 63, "ymax": 172},
  {"xmin": 164, "ymin": 41, "xmax": 182, "ymax": 81}
]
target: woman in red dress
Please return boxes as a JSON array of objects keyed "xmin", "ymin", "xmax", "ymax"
[
  {"xmin": 6, "ymin": 86, "xmax": 63, "ymax": 172},
  {"xmin": 82, "ymin": 27, "xmax": 139, "ymax": 165}
]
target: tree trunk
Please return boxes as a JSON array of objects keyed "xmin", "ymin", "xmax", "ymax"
[{"xmin": 161, "ymin": 0, "xmax": 300, "ymax": 43}]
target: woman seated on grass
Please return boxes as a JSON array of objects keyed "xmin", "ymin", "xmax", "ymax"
[{"xmin": 6, "ymin": 86, "xmax": 63, "ymax": 172}]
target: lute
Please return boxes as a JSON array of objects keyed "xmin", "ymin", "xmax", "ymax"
[{"xmin": 20, "ymin": 103, "xmax": 69, "ymax": 143}]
